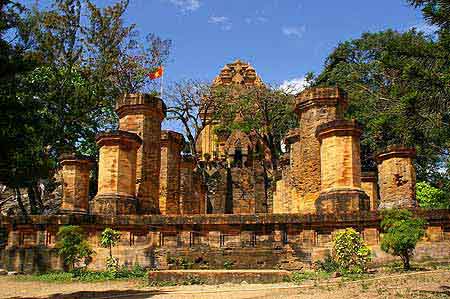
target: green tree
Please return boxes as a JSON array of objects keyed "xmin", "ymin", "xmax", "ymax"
[
  {"xmin": 312, "ymin": 29, "xmax": 450, "ymax": 184},
  {"xmin": 332, "ymin": 228, "xmax": 372, "ymax": 274},
  {"xmin": 380, "ymin": 209, "xmax": 426, "ymax": 271},
  {"xmin": 166, "ymin": 80, "xmax": 222, "ymax": 158},
  {"xmin": 407, "ymin": 0, "xmax": 450, "ymax": 29},
  {"xmin": 0, "ymin": 0, "xmax": 171, "ymax": 215},
  {"xmin": 100, "ymin": 228, "xmax": 121, "ymax": 258},
  {"xmin": 210, "ymin": 84, "xmax": 297, "ymax": 168},
  {"xmin": 56, "ymin": 225, "xmax": 94, "ymax": 270},
  {"xmin": 100, "ymin": 228, "xmax": 121, "ymax": 273},
  {"xmin": 416, "ymin": 181, "xmax": 450, "ymax": 209}
]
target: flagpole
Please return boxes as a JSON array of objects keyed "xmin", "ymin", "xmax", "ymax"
[{"xmin": 160, "ymin": 67, "xmax": 164, "ymax": 99}]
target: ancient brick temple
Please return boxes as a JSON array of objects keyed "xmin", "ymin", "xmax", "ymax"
[{"xmin": 1, "ymin": 61, "xmax": 449, "ymax": 273}]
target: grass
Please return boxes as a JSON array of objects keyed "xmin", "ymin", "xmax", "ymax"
[
  {"xmin": 290, "ymin": 270, "xmax": 332, "ymax": 284},
  {"xmin": 19, "ymin": 265, "xmax": 148, "ymax": 283}
]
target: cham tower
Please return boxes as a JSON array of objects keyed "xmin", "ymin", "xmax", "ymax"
[{"xmin": 197, "ymin": 59, "xmax": 264, "ymax": 161}]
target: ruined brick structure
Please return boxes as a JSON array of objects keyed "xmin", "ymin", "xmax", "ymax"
[
  {"xmin": 1, "ymin": 60, "xmax": 449, "ymax": 273},
  {"xmin": 116, "ymin": 94, "xmax": 166, "ymax": 214},
  {"xmin": 59, "ymin": 154, "xmax": 93, "ymax": 214},
  {"xmin": 376, "ymin": 146, "xmax": 417, "ymax": 209},
  {"xmin": 159, "ymin": 130, "xmax": 184, "ymax": 215}
]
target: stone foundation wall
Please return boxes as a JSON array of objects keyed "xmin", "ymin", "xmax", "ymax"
[{"xmin": 1, "ymin": 211, "xmax": 449, "ymax": 273}]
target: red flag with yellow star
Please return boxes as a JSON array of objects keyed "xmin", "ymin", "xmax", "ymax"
[{"xmin": 148, "ymin": 66, "xmax": 164, "ymax": 80}]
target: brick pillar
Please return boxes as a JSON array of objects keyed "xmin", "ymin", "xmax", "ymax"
[
  {"xmin": 92, "ymin": 130, "xmax": 142, "ymax": 215},
  {"xmin": 159, "ymin": 130, "xmax": 184, "ymax": 215},
  {"xmin": 180, "ymin": 155, "xmax": 199, "ymax": 215},
  {"xmin": 116, "ymin": 93, "xmax": 166, "ymax": 214},
  {"xmin": 59, "ymin": 154, "xmax": 92, "ymax": 214},
  {"xmin": 361, "ymin": 171, "xmax": 379, "ymax": 211},
  {"xmin": 315, "ymin": 120, "xmax": 369, "ymax": 214},
  {"xmin": 292, "ymin": 87, "xmax": 348, "ymax": 213},
  {"xmin": 375, "ymin": 146, "xmax": 417, "ymax": 209}
]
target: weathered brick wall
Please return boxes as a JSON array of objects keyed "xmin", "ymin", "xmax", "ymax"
[
  {"xmin": 59, "ymin": 154, "xmax": 92, "ymax": 214},
  {"xmin": 315, "ymin": 120, "xmax": 369, "ymax": 214},
  {"xmin": 206, "ymin": 167, "xmax": 229, "ymax": 214},
  {"xmin": 159, "ymin": 131, "xmax": 184, "ymax": 215},
  {"xmin": 116, "ymin": 94, "xmax": 166, "ymax": 214},
  {"xmin": 289, "ymin": 87, "xmax": 348, "ymax": 213},
  {"xmin": 180, "ymin": 156, "xmax": 204, "ymax": 215},
  {"xmin": 2, "ymin": 211, "xmax": 449, "ymax": 273},
  {"xmin": 92, "ymin": 131, "xmax": 142, "ymax": 215},
  {"xmin": 204, "ymin": 164, "xmax": 267, "ymax": 214},
  {"xmin": 376, "ymin": 146, "xmax": 417, "ymax": 209},
  {"xmin": 361, "ymin": 171, "xmax": 379, "ymax": 211}
]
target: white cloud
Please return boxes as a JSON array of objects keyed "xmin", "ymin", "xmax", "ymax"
[
  {"xmin": 208, "ymin": 16, "xmax": 232, "ymax": 31},
  {"xmin": 411, "ymin": 23, "xmax": 439, "ymax": 35},
  {"xmin": 245, "ymin": 16, "xmax": 268, "ymax": 24},
  {"xmin": 167, "ymin": 0, "xmax": 200, "ymax": 12},
  {"xmin": 282, "ymin": 25, "xmax": 306, "ymax": 39},
  {"xmin": 279, "ymin": 77, "xmax": 308, "ymax": 94}
]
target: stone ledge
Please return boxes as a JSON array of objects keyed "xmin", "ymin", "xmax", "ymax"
[
  {"xmin": 361, "ymin": 171, "xmax": 377, "ymax": 182},
  {"xmin": 148, "ymin": 269, "xmax": 291, "ymax": 284},
  {"xmin": 317, "ymin": 189, "xmax": 370, "ymax": 214},
  {"xmin": 161, "ymin": 130, "xmax": 185, "ymax": 146},
  {"xmin": 315, "ymin": 119, "xmax": 362, "ymax": 139},
  {"xmin": 2, "ymin": 209, "xmax": 449, "ymax": 227},
  {"xmin": 92, "ymin": 194, "xmax": 138, "ymax": 215},
  {"xmin": 294, "ymin": 87, "xmax": 348, "ymax": 114},
  {"xmin": 116, "ymin": 93, "xmax": 167, "ymax": 118},
  {"xmin": 375, "ymin": 145, "xmax": 416, "ymax": 163},
  {"xmin": 96, "ymin": 130, "xmax": 142, "ymax": 147},
  {"xmin": 59, "ymin": 153, "xmax": 94, "ymax": 166},
  {"xmin": 284, "ymin": 128, "xmax": 301, "ymax": 145}
]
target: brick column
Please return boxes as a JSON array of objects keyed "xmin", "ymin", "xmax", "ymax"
[
  {"xmin": 180, "ymin": 155, "xmax": 199, "ymax": 215},
  {"xmin": 315, "ymin": 120, "xmax": 369, "ymax": 214},
  {"xmin": 375, "ymin": 146, "xmax": 417, "ymax": 209},
  {"xmin": 92, "ymin": 130, "xmax": 142, "ymax": 215},
  {"xmin": 159, "ymin": 130, "xmax": 184, "ymax": 215},
  {"xmin": 59, "ymin": 154, "xmax": 92, "ymax": 214},
  {"xmin": 116, "ymin": 93, "xmax": 166, "ymax": 214},
  {"xmin": 361, "ymin": 171, "xmax": 379, "ymax": 211},
  {"xmin": 292, "ymin": 87, "xmax": 348, "ymax": 213}
]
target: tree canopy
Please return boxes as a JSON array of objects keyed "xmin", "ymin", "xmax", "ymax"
[
  {"xmin": 0, "ymin": 0, "xmax": 170, "ymax": 215},
  {"xmin": 312, "ymin": 29, "xmax": 450, "ymax": 192}
]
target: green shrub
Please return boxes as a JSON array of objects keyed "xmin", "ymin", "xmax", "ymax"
[
  {"xmin": 56, "ymin": 226, "xmax": 94, "ymax": 270},
  {"xmin": 381, "ymin": 209, "xmax": 426, "ymax": 271},
  {"xmin": 333, "ymin": 228, "xmax": 372, "ymax": 274},
  {"xmin": 182, "ymin": 275, "xmax": 204, "ymax": 285},
  {"xmin": 416, "ymin": 181, "xmax": 450, "ymax": 209},
  {"xmin": 167, "ymin": 257, "xmax": 193, "ymax": 269},
  {"xmin": 314, "ymin": 255, "xmax": 339, "ymax": 273},
  {"xmin": 223, "ymin": 260, "xmax": 234, "ymax": 270}
]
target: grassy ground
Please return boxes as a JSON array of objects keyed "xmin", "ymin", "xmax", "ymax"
[{"xmin": 1, "ymin": 262, "xmax": 449, "ymax": 299}]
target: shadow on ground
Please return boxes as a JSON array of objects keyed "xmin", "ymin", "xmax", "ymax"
[
  {"xmin": 7, "ymin": 289, "xmax": 168, "ymax": 299},
  {"xmin": 413, "ymin": 285, "xmax": 450, "ymax": 297}
]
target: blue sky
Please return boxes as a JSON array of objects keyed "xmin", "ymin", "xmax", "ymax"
[
  {"xmin": 22, "ymin": 0, "xmax": 430, "ymax": 87},
  {"xmin": 120, "ymin": 0, "xmax": 429, "ymax": 87},
  {"xmin": 19, "ymin": 0, "xmax": 432, "ymax": 131}
]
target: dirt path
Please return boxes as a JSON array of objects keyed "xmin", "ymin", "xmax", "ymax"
[{"xmin": 1, "ymin": 270, "xmax": 449, "ymax": 299}]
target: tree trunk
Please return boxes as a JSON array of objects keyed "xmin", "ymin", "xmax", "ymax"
[
  {"xmin": 402, "ymin": 253, "xmax": 411, "ymax": 271},
  {"xmin": 15, "ymin": 188, "xmax": 27, "ymax": 216},
  {"xmin": 27, "ymin": 185, "xmax": 38, "ymax": 214}
]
